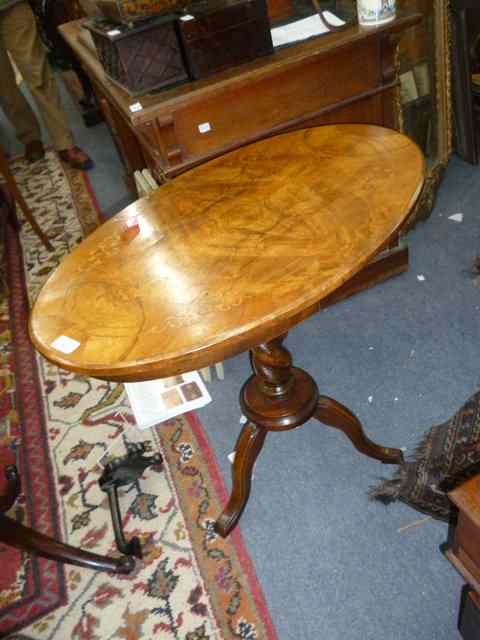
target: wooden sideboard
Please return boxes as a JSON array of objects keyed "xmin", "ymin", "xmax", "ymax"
[
  {"xmin": 60, "ymin": 13, "xmax": 421, "ymax": 181},
  {"xmin": 60, "ymin": 12, "xmax": 421, "ymax": 304},
  {"xmin": 445, "ymin": 475, "xmax": 480, "ymax": 594},
  {"xmin": 443, "ymin": 475, "xmax": 480, "ymax": 639}
]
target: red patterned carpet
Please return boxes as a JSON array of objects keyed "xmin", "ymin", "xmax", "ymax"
[{"xmin": 0, "ymin": 153, "xmax": 277, "ymax": 639}]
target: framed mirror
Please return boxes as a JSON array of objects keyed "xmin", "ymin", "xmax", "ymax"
[
  {"xmin": 449, "ymin": 1, "xmax": 480, "ymax": 165},
  {"xmin": 396, "ymin": 0, "xmax": 453, "ymax": 229},
  {"xmin": 315, "ymin": 0, "xmax": 452, "ymax": 230}
]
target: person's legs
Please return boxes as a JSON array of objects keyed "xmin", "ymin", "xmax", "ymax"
[
  {"xmin": 0, "ymin": 2, "xmax": 91, "ymax": 169},
  {"xmin": 0, "ymin": 19, "xmax": 42, "ymax": 152},
  {"xmin": 1, "ymin": 2, "xmax": 74, "ymax": 151}
]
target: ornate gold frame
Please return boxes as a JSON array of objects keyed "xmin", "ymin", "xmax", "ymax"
[{"xmin": 400, "ymin": 0, "xmax": 453, "ymax": 230}]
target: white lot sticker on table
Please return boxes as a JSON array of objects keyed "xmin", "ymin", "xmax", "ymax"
[
  {"xmin": 129, "ymin": 102, "xmax": 143, "ymax": 113},
  {"xmin": 51, "ymin": 335, "xmax": 80, "ymax": 354}
]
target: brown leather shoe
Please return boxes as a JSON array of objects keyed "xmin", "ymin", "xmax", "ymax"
[
  {"xmin": 25, "ymin": 140, "xmax": 45, "ymax": 163},
  {"xmin": 58, "ymin": 146, "xmax": 93, "ymax": 171}
]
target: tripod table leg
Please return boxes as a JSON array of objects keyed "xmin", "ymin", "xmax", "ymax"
[
  {"xmin": 214, "ymin": 421, "xmax": 267, "ymax": 538},
  {"xmin": 314, "ymin": 395, "xmax": 403, "ymax": 464}
]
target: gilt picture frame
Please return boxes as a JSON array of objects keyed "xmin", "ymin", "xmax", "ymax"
[{"xmin": 396, "ymin": 0, "xmax": 453, "ymax": 230}]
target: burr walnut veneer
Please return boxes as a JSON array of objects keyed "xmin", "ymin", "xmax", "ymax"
[
  {"xmin": 59, "ymin": 12, "xmax": 422, "ymax": 308},
  {"xmin": 30, "ymin": 124, "xmax": 425, "ymax": 536}
]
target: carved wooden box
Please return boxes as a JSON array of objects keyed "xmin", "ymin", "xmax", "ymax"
[
  {"xmin": 84, "ymin": 16, "xmax": 189, "ymax": 95},
  {"xmin": 266, "ymin": 0, "xmax": 293, "ymax": 23},
  {"xmin": 95, "ymin": 0, "xmax": 187, "ymax": 23},
  {"xmin": 176, "ymin": 0, "xmax": 273, "ymax": 80}
]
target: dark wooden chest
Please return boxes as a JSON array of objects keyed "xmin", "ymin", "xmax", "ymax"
[
  {"xmin": 445, "ymin": 474, "xmax": 480, "ymax": 589},
  {"xmin": 84, "ymin": 16, "xmax": 189, "ymax": 96},
  {"xmin": 458, "ymin": 586, "xmax": 480, "ymax": 640},
  {"xmin": 95, "ymin": 0, "xmax": 187, "ymax": 23},
  {"xmin": 177, "ymin": 0, "xmax": 274, "ymax": 80}
]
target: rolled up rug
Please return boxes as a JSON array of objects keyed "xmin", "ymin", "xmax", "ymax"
[{"xmin": 369, "ymin": 390, "xmax": 480, "ymax": 521}]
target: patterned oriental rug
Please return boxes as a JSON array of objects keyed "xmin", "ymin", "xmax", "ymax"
[{"xmin": 0, "ymin": 152, "xmax": 277, "ymax": 640}]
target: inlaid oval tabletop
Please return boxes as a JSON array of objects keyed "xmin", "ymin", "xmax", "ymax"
[{"xmin": 29, "ymin": 125, "xmax": 424, "ymax": 382}]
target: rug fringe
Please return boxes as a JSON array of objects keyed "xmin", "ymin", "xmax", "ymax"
[{"xmin": 368, "ymin": 466, "xmax": 408, "ymax": 504}]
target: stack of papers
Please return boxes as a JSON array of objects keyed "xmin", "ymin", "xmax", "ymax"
[
  {"xmin": 271, "ymin": 11, "xmax": 345, "ymax": 48},
  {"xmin": 125, "ymin": 370, "xmax": 212, "ymax": 430}
]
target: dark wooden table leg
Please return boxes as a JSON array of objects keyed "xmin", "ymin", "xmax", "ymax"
[
  {"xmin": 314, "ymin": 396, "xmax": 404, "ymax": 464},
  {"xmin": 214, "ymin": 336, "xmax": 318, "ymax": 537},
  {"xmin": 214, "ymin": 422, "xmax": 267, "ymax": 537},
  {"xmin": 214, "ymin": 336, "xmax": 403, "ymax": 537}
]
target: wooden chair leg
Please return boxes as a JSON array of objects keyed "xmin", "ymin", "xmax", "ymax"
[
  {"xmin": 0, "ymin": 513, "xmax": 134, "ymax": 573},
  {"xmin": 1, "ymin": 183, "xmax": 20, "ymax": 232},
  {"xmin": 0, "ymin": 464, "xmax": 20, "ymax": 513},
  {"xmin": 0, "ymin": 147, "xmax": 53, "ymax": 251},
  {"xmin": 0, "ymin": 466, "xmax": 134, "ymax": 574}
]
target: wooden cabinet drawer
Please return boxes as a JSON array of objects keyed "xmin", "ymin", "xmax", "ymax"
[
  {"xmin": 453, "ymin": 512, "xmax": 480, "ymax": 583},
  {"xmin": 139, "ymin": 38, "xmax": 380, "ymax": 175},
  {"xmin": 176, "ymin": 39, "xmax": 379, "ymax": 158},
  {"xmin": 445, "ymin": 475, "xmax": 480, "ymax": 594}
]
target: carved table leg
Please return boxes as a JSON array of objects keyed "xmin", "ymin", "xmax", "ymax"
[
  {"xmin": 214, "ymin": 336, "xmax": 318, "ymax": 537},
  {"xmin": 214, "ymin": 422, "xmax": 267, "ymax": 538},
  {"xmin": 214, "ymin": 336, "xmax": 403, "ymax": 537},
  {"xmin": 314, "ymin": 396, "xmax": 404, "ymax": 464}
]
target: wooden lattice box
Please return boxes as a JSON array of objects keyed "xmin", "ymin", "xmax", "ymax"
[{"xmin": 83, "ymin": 16, "xmax": 189, "ymax": 96}]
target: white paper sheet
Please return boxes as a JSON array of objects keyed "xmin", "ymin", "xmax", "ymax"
[
  {"xmin": 125, "ymin": 370, "xmax": 212, "ymax": 430},
  {"xmin": 271, "ymin": 11, "xmax": 345, "ymax": 48}
]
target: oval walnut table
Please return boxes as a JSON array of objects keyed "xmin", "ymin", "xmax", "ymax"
[{"xmin": 30, "ymin": 124, "xmax": 425, "ymax": 542}]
